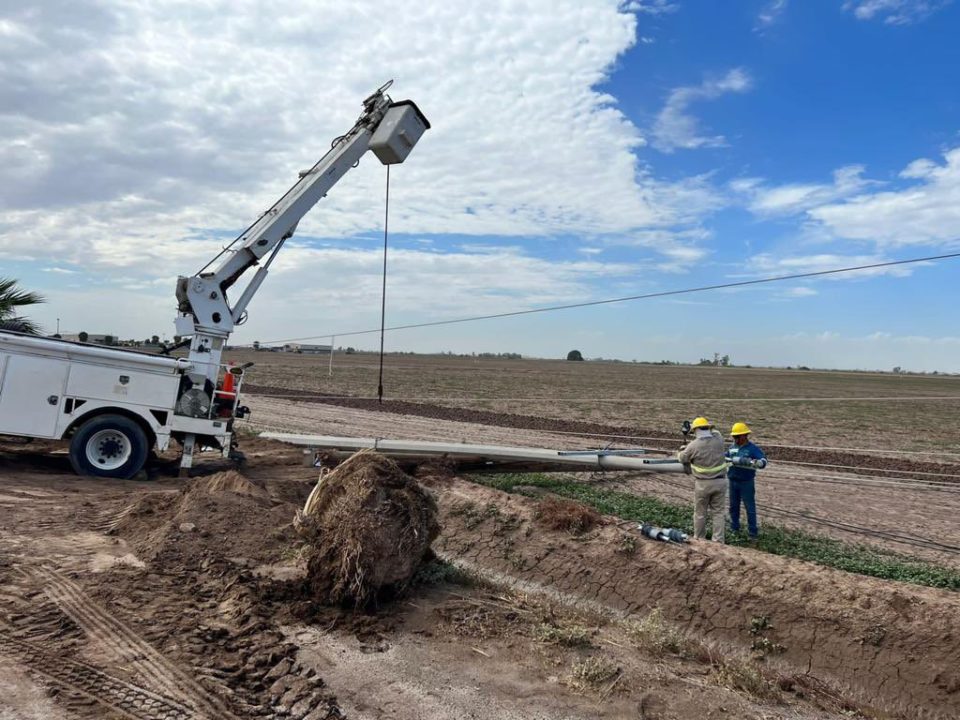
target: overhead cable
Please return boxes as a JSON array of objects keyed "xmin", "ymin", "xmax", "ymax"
[{"xmin": 259, "ymin": 250, "xmax": 960, "ymax": 345}]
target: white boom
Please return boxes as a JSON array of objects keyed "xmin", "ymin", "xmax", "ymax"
[{"xmin": 171, "ymin": 81, "xmax": 429, "ymax": 470}]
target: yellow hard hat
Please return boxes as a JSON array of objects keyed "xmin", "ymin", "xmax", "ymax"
[
  {"xmin": 690, "ymin": 417, "xmax": 712, "ymax": 430},
  {"xmin": 730, "ymin": 422, "xmax": 752, "ymax": 436}
]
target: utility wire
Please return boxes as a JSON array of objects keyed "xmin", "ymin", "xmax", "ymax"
[
  {"xmin": 260, "ymin": 250, "xmax": 960, "ymax": 345},
  {"xmin": 773, "ymin": 458, "xmax": 960, "ymax": 479}
]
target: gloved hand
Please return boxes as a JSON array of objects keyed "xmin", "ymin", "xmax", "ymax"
[{"xmin": 729, "ymin": 456, "xmax": 767, "ymax": 469}]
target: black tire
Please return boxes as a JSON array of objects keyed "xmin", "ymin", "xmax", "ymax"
[{"xmin": 68, "ymin": 414, "xmax": 150, "ymax": 480}]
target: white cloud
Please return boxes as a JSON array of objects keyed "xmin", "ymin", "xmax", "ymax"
[
  {"xmin": 756, "ymin": 0, "xmax": 789, "ymax": 30},
  {"xmin": 651, "ymin": 69, "xmax": 752, "ymax": 153},
  {"xmin": 783, "ymin": 285, "xmax": 817, "ymax": 297},
  {"xmin": 626, "ymin": 1, "xmax": 679, "ymax": 14},
  {"xmin": 732, "ymin": 165, "xmax": 873, "ymax": 216},
  {"xmin": 0, "ymin": 0, "xmax": 728, "ymax": 296},
  {"xmin": 29, "ymin": 244, "xmax": 647, "ymax": 343},
  {"xmin": 764, "ymin": 330, "xmax": 960, "ymax": 371},
  {"xmin": 843, "ymin": 0, "xmax": 952, "ymax": 25},
  {"xmin": 808, "ymin": 148, "xmax": 960, "ymax": 247},
  {"xmin": 750, "ymin": 252, "xmax": 916, "ymax": 279}
]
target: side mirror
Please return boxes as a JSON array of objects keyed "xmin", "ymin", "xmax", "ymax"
[{"xmin": 681, "ymin": 420, "xmax": 692, "ymax": 436}]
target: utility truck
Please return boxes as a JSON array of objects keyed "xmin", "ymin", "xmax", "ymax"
[{"xmin": 0, "ymin": 82, "xmax": 430, "ymax": 479}]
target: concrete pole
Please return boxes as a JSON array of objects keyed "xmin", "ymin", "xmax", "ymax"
[{"xmin": 328, "ymin": 335, "xmax": 335, "ymax": 377}]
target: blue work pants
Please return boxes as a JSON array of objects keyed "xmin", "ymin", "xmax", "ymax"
[{"xmin": 729, "ymin": 477, "xmax": 758, "ymax": 537}]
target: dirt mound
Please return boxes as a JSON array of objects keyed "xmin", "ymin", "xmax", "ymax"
[
  {"xmin": 536, "ymin": 496, "xmax": 601, "ymax": 534},
  {"xmin": 113, "ymin": 470, "xmax": 294, "ymax": 565},
  {"xmin": 196, "ymin": 469, "xmax": 269, "ymax": 498},
  {"xmin": 299, "ymin": 449, "xmax": 440, "ymax": 607}
]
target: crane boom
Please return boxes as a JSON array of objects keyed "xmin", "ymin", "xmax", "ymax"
[{"xmin": 173, "ymin": 82, "xmax": 429, "ymax": 387}]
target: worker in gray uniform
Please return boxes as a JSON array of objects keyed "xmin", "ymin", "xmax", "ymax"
[{"xmin": 677, "ymin": 417, "xmax": 728, "ymax": 543}]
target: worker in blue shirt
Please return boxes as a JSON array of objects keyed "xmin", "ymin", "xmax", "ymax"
[{"xmin": 726, "ymin": 422, "xmax": 767, "ymax": 540}]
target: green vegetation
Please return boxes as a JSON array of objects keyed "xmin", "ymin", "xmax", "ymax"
[
  {"xmin": 566, "ymin": 656, "xmax": 620, "ymax": 691},
  {"xmin": 0, "ymin": 278, "xmax": 44, "ymax": 334},
  {"xmin": 472, "ymin": 472, "xmax": 960, "ymax": 591},
  {"xmin": 534, "ymin": 622, "xmax": 593, "ymax": 647},
  {"xmin": 413, "ymin": 558, "xmax": 483, "ymax": 588}
]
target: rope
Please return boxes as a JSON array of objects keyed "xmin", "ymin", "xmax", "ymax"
[
  {"xmin": 760, "ymin": 469, "xmax": 960, "ymax": 492},
  {"xmin": 377, "ymin": 164, "xmax": 390, "ymax": 405},
  {"xmin": 773, "ymin": 458, "xmax": 960, "ymax": 479},
  {"xmin": 238, "ymin": 393, "xmax": 960, "ymax": 403}
]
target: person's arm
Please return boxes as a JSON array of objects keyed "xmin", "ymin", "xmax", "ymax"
[{"xmin": 752, "ymin": 444, "xmax": 768, "ymax": 468}]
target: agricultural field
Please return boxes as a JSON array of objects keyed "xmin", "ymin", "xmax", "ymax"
[
  {"xmin": 232, "ymin": 350, "xmax": 960, "ymax": 454},
  {"xmin": 2, "ymin": 351, "xmax": 959, "ymax": 720}
]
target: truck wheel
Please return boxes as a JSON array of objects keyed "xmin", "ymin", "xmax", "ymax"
[{"xmin": 69, "ymin": 414, "xmax": 149, "ymax": 480}]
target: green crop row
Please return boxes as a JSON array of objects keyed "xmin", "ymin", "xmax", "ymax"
[{"xmin": 470, "ymin": 473, "xmax": 960, "ymax": 591}]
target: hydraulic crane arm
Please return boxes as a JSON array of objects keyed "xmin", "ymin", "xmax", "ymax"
[{"xmin": 173, "ymin": 82, "xmax": 429, "ymax": 386}]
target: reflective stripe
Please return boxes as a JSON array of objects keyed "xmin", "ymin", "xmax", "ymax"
[{"xmin": 692, "ymin": 463, "xmax": 728, "ymax": 475}]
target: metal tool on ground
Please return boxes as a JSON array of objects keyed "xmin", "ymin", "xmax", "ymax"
[{"xmin": 639, "ymin": 523, "xmax": 688, "ymax": 544}]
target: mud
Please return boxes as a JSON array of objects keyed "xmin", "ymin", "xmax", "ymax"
[{"xmin": 299, "ymin": 450, "xmax": 440, "ymax": 607}]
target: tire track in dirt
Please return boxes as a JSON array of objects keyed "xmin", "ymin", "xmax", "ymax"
[
  {"xmin": 32, "ymin": 566, "xmax": 235, "ymax": 720},
  {"xmin": 0, "ymin": 630, "xmax": 194, "ymax": 720}
]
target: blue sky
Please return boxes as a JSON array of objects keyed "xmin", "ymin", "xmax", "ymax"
[{"xmin": 2, "ymin": 0, "xmax": 960, "ymax": 370}]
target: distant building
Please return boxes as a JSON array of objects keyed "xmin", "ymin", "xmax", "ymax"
[
  {"xmin": 283, "ymin": 343, "xmax": 332, "ymax": 354},
  {"xmin": 62, "ymin": 333, "xmax": 113, "ymax": 345}
]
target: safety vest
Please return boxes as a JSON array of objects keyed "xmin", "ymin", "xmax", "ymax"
[{"xmin": 691, "ymin": 462, "xmax": 728, "ymax": 477}]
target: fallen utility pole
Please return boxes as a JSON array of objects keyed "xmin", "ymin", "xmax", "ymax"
[{"xmin": 261, "ymin": 433, "xmax": 686, "ymax": 474}]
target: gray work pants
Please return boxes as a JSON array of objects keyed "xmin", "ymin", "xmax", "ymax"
[{"xmin": 694, "ymin": 477, "xmax": 727, "ymax": 542}]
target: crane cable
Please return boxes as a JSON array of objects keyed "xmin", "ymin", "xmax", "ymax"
[{"xmin": 377, "ymin": 165, "xmax": 391, "ymax": 405}]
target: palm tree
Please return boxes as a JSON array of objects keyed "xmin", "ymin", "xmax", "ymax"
[{"xmin": 0, "ymin": 278, "xmax": 45, "ymax": 334}]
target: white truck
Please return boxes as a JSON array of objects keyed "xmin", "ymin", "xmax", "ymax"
[{"xmin": 0, "ymin": 82, "xmax": 430, "ymax": 479}]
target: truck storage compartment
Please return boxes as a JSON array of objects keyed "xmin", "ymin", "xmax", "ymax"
[{"xmin": 0, "ymin": 353, "xmax": 70, "ymax": 438}]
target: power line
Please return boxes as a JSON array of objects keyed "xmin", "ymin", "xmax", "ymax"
[{"xmin": 260, "ymin": 250, "xmax": 960, "ymax": 345}]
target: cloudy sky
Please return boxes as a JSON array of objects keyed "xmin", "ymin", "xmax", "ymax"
[{"xmin": 3, "ymin": 0, "xmax": 960, "ymax": 371}]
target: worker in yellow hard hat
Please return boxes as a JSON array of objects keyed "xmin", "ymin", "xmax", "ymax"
[
  {"xmin": 726, "ymin": 421, "xmax": 767, "ymax": 541},
  {"xmin": 677, "ymin": 417, "xmax": 728, "ymax": 542}
]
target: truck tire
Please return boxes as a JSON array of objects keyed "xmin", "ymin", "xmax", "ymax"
[{"xmin": 69, "ymin": 414, "xmax": 149, "ymax": 480}]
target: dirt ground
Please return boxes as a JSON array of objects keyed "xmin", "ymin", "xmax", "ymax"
[{"xmin": 3, "ymin": 436, "xmax": 958, "ymax": 719}]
